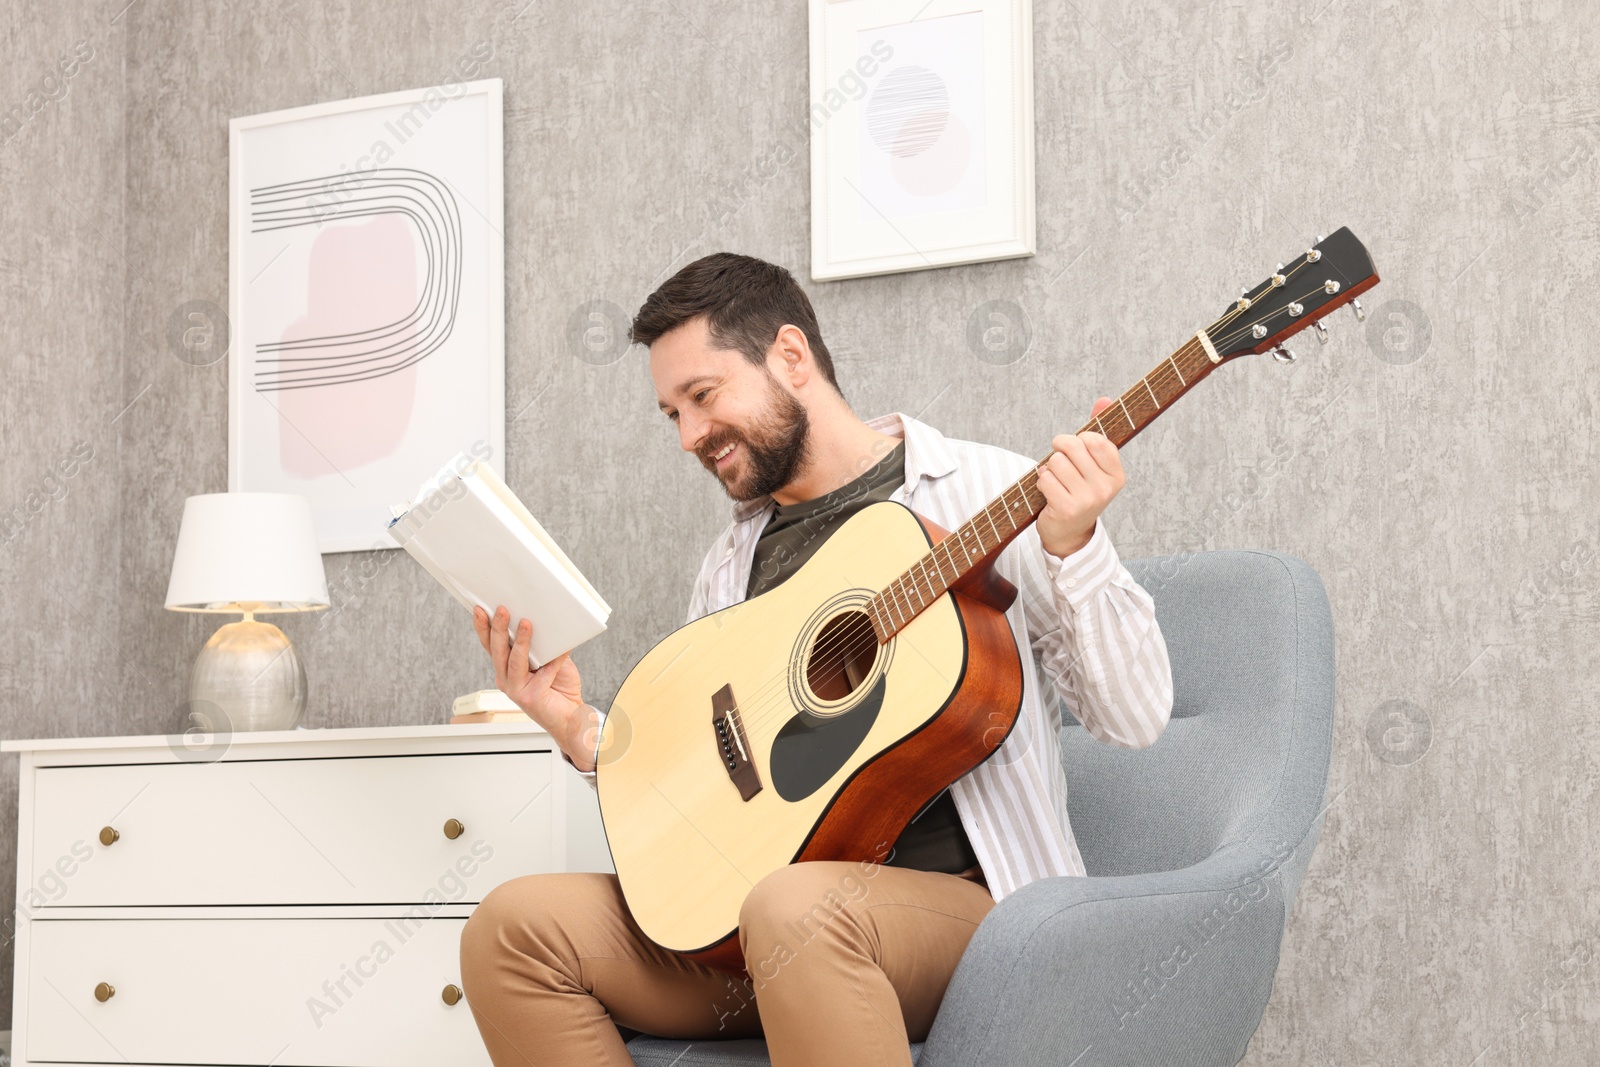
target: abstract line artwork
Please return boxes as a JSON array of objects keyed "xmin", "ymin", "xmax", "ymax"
[
  {"xmin": 250, "ymin": 168, "xmax": 462, "ymax": 392},
  {"xmin": 230, "ymin": 80, "xmax": 504, "ymax": 554}
]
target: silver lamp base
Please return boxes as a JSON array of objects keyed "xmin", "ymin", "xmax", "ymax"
[{"xmin": 189, "ymin": 616, "xmax": 307, "ymax": 731}]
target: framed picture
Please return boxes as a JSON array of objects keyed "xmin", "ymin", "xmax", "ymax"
[
  {"xmin": 229, "ymin": 79, "xmax": 505, "ymax": 554},
  {"xmin": 808, "ymin": 0, "xmax": 1034, "ymax": 281}
]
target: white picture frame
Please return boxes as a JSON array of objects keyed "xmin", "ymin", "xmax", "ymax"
[
  {"xmin": 229, "ymin": 79, "xmax": 505, "ymax": 554},
  {"xmin": 809, "ymin": 0, "xmax": 1035, "ymax": 281}
]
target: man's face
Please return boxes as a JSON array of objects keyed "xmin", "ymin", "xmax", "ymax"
[{"xmin": 651, "ymin": 317, "xmax": 812, "ymax": 503}]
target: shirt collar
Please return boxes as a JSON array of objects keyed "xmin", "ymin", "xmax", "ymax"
[{"xmin": 727, "ymin": 410, "xmax": 959, "ymax": 523}]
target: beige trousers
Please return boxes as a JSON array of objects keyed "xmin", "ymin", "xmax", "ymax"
[{"xmin": 458, "ymin": 861, "xmax": 996, "ymax": 1067}]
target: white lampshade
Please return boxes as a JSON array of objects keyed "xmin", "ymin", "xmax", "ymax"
[{"xmin": 165, "ymin": 493, "xmax": 330, "ymax": 613}]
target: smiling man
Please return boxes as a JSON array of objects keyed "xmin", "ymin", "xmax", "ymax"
[{"xmin": 460, "ymin": 252, "xmax": 1174, "ymax": 1067}]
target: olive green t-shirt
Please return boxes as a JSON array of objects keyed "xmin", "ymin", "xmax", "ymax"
[{"xmin": 745, "ymin": 439, "xmax": 980, "ymax": 876}]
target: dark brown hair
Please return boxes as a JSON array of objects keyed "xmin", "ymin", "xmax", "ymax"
[{"xmin": 629, "ymin": 253, "xmax": 841, "ymax": 394}]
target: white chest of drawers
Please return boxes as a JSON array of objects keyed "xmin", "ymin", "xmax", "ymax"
[{"xmin": 4, "ymin": 722, "xmax": 565, "ymax": 1067}]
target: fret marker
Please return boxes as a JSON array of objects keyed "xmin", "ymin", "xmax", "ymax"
[{"xmin": 1197, "ymin": 329, "xmax": 1221, "ymax": 364}]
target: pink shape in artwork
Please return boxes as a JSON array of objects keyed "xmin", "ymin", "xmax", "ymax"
[{"xmin": 275, "ymin": 212, "xmax": 418, "ymax": 478}]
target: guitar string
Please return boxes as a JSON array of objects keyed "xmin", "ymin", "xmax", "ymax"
[
  {"xmin": 721, "ymin": 259, "xmax": 1324, "ymax": 745},
  {"xmin": 724, "ymin": 256, "xmax": 1327, "ymax": 744},
  {"xmin": 707, "ymin": 256, "xmax": 1327, "ymax": 745},
  {"xmin": 724, "ymin": 278, "xmax": 1286, "ymax": 737},
  {"xmin": 723, "ymin": 332, "xmax": 1216, "ymax": 736},
  {"xmin": 756, "ymin": 245, "xmax": 1328, "ymax": 697}
]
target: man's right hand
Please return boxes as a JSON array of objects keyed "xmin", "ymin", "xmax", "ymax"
[{"xmin": 472, "ymin": 605, "xmax": 599, "ymax": 772}]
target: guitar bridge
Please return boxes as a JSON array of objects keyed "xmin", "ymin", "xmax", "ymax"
[{"xmin": 712, "ymin": 683, "xmax": 762, "ymax": 801}]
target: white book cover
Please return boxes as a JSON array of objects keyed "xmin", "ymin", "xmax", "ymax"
[{"xmin": 388, "ymin": 454, "xmax": 611, "ymax": 669}]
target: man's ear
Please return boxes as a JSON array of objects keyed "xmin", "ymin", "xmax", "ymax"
[{"xmin": 769, "ymin": 324, "xmax": 812, "ymax": 387}]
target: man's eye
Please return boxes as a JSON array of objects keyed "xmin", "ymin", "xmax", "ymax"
[
  {"xmin": 695, "ymin": 390, "xmax": 711, "ymax": 403},
  {"xmin": 666, "ymin": 411, "xmax": 678, "ymax": 421}
]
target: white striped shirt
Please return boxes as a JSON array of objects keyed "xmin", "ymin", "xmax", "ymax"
[{"xmin": 574, "ymin": 411, "xmax": 1173, "ymax": 902}]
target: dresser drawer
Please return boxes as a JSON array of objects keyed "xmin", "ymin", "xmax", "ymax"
[
  {"xmin": 29, "ymin": 752, "xmax": 553, "ymax": 906},
  {"xmin": 27, "ymin": 917, "xmax": 489, "ymax": 1066}
]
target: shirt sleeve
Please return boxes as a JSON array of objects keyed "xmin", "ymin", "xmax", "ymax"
[
  {"xmin": 685, "ymin": 527, "xmax": 732, "ymax": 624},
  {"xmin": 560, "ymin": 701, "xmax": 605, "ymax": 789},
  {"xmin": 561, "ymin": 747, "xmax": 599, "ymax": 787},
  {"xmin": 1015, "ymin": 516, "xmax": 1174, "ymax": 748}
]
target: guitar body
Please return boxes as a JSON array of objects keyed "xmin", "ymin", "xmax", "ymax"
[{"xmin": 596, "ymin": 499, "xmax": 1024, "ymax": 973}]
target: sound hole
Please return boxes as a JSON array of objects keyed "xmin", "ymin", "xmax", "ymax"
[{"xmin": 806, "ymin": 610, "xmax": 878, "ymax": 702}]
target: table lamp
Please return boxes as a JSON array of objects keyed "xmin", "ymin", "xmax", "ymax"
[{"xmin": 164, "ymin": 492, "xmax": 329, "ymax": 731}]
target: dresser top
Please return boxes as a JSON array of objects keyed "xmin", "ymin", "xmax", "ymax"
[{"xmin": 1, "ymin": 720, "xmax": 551, "ymax": 758}]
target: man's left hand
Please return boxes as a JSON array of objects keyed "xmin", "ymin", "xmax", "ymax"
[{"xmin": 1035, "ymin": 397, "xmax": 1125, "ymax": 559}]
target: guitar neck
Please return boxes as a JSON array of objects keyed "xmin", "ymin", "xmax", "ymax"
[{"xmin": 865, "ymin": 333, "xmax": 1222, "ymax": 641}]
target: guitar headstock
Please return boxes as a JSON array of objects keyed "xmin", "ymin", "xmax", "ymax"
[{"xmin": 1207, "ymin": 227, "xmax": 1379, "ymax": 363}]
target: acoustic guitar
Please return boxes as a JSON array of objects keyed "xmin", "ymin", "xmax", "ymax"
[{"xmin": 596, "ymin": 227, "xmax": 1379, "ymax": 974}]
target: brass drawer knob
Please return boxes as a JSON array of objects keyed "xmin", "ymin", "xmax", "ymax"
[
  {"xmin": 99, "ymin": 826, "xmax": 120, "ymax": 846},
  {"xmin": 441, "ymin": 983, "xmax": 464, "ymax": 1006},
  {"xmin": 94, "ymin": 982, "xmax": 116, "ymax": 1002},
  {"xmin": 443, "ymin": 818, "xmax": 465, "ymax": 840}
]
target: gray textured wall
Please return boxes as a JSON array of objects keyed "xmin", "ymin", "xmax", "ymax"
[{"xmin": 2, "ymin": 0, "xmax": 1597, "ymax": 1059}]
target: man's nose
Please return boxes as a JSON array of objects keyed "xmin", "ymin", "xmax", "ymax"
[{"xmin": 679, "ymin": 411, "xmax": 710, "ymax": 455}]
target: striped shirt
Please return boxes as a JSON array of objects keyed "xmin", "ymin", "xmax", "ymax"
[{"xmin": 573, "ymin": 410, "xmax": 1174, "ymax": 902}]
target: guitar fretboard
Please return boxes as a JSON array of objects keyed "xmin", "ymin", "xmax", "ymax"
[{"xmin": 865, "ymin": 335, "xmax": 1219, "ymax": 641}]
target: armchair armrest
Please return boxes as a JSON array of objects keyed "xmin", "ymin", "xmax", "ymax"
[{"xmin": 920, "ymin": 846, "xmax": 1302, "ymax": 1067}]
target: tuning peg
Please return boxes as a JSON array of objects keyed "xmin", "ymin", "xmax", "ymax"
[
  {"xmin": 1271, "ymin": 344, "xmax": 1297, "ymax": 364},
  {"xmin": 1314, "ymin": 321, "xmax": 1330, "ymax": 344},
  {"xmin": 1349, "ymin": 298, "xmax": 1366, "ymax": 322}
]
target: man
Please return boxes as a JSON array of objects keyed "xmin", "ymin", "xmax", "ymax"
[{"xmin": 460, "ymin": 253, "xmax": 1173, "ymax": 1066}]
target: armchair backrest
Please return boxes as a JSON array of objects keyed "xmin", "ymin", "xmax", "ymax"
[{"xmin": 1058, "ymin": 550, "xmax": 1335, "ymax": 892}]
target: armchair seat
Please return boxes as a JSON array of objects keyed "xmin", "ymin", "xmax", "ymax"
[{"xmin": 627, "ymin": 550, "xmax": 1335, "ymax": 1067}]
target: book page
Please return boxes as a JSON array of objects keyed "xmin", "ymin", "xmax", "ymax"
[{"xmin": 464, "ymin": 461, "xmax": 612, "ymax": 615}]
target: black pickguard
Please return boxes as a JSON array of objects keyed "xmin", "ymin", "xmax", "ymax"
[{"xmin": 770, "ymin": 674, "xmax": 887, "ymax": 802}]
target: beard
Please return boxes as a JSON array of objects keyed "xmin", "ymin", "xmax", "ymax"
[{"xmin": 698, "ymin": 369, "xmax": 812, "ymax": 503}]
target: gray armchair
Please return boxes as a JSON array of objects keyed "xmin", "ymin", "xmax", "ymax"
[{"xmin": 627, "ymin": 549, "xmax": 1335, "ymax": 1067}]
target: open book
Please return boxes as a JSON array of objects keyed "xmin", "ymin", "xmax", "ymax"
[{"xmin": 387, "ymin": 453, "xmax": 611, "ymax": 670}]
